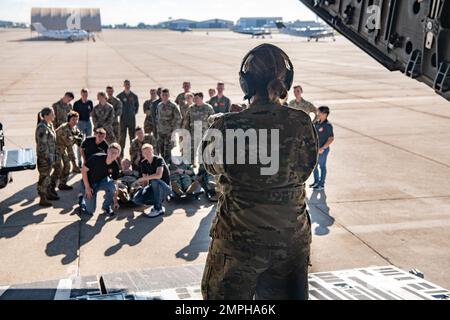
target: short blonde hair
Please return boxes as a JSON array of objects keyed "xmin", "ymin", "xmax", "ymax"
[
  {"xmin": 108, "ymin": 142, "xmax": 122, "ymax": 154},
  {"xmin": 141, "ymin": 143, "xmax": 154, "ymax": 151}
]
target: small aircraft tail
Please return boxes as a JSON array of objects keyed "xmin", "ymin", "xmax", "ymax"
[
  {"xmin": 32, "ymin": 22, "xmax": 46, "ymax": 34},
  {"xmin": 275, "ymin": 21, "xmax": 286, "ymax": 29}
]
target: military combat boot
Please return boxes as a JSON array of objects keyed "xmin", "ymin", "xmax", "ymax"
[
  {"xmin": 186, "ymin": 181, "xmax": 200, "ymax": 194},
  {"xmin": 47, "ymin": 188, "xmax": 60, "ymax": 200},
  {"xmin": 58, "ymin": 183, "xmax": 73, "ymax": 190},
  {"xmin": 171, "ymin": 182, "xmax": 184, "ymax": 196},
  {"xmin": 38, "ymin": 194, "xmax": 52, "ymax": 207},
  {"xmin": 71, "ymin": 161, "xmax": 81, "ymax": 174}
]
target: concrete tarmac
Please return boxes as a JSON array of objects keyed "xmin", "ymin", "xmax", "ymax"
[{"xmin": 0, "ymin": 29, "xmax": 449, "ymax": 291}]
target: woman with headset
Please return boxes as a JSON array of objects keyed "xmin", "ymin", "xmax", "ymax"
[{"xmin": 201, "ymin": 44, "xmax": 318, "ymax": 300}]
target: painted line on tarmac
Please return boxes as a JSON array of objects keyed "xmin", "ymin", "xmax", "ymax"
[{"xmin": 54, "ymin": 278, "xmax": 72, "ymax": 300}]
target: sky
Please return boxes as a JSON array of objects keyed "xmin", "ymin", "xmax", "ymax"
[{"xmin": 0, "ymin": 0, "xmax": 317, "ymax": 25}]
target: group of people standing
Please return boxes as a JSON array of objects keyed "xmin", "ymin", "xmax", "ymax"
[{"xmin": 34, "ymin": 43, "xmax": 337, "ymax": 300}]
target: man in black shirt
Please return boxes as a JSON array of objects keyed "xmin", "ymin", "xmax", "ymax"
[
  {"xmin": 311, "ymin": 106, "xmax": 334, "ymax": 191},
  {"xmin": 132, "ymin": 143, "xmax": 171, "ymax": 218},
  {"xmin": 74, "ymin": 88, "xmax": 94, "ymax": 166},
  {"xmin": 80, "ymin": 143, "xmax": 121, "ymax": 216},
  {"xmin": 80, "ymin": 128, "xmax": 109, "ymax": 164}
]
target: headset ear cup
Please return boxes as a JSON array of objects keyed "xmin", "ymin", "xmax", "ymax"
[{"xmin": 240, "ymin": 72, "xmax": 255, "ymax": 100}]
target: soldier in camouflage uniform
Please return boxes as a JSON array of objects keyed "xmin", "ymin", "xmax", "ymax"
[
  {"xmin": 106, "ymin": 86, "xmax": 123, "ymax": 143},
  {"xmin": 35, "ymin": 107, "xmax": 58, "ymax": 206},
  {"xmin": 175, "ymin": 81, "xmax": 193, "ymax": 119},
  {"xmin": 50, "ymin": 111, "xmax": 82, "ymax": 192},
  {"xmin": 143, "ymin": 89, "xmax": 158, "ymax": 135},
  {"xmin": 117, "ymin": 80, "xmax": 139, "ymax": 154},
  {"xmin": 201, "ymin": 44, "xmax": 318, "ymax": 300},
  {"xmin": 52, "ymin": 92, "xmax": 74, "ymax": 129},
  {"xmin": 129, "ymin": 126, "xmax": 156, "ymax": 171},
  {"xmin": 208, "ymin": 82, "xmax": 231, "ymax": 113},
  {"xmin": 182, "ymin": 92, "xmax": 214, "ymax": 164},
  {"xmin": 288, "ymin": 85, "xmax": 318, "ymax": 122},
  {"xmin": 151, "ymin": 88, "xmax": 162, "ymax": 138},
  {"xmin": 155, "ymin": 88, "xmax": 182, "ymax": 162},
  {"xmin": 92, "ymin": 91, "xmax": 116, "ymax": 143}
]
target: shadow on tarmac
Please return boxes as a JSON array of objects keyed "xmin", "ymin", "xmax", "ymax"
[
  {"xmin": 307, "ymin": 189, "xmax": 335, "ymax": 236},
  {"xmin": 175, "ymin": 205, "xmax": 216, "ymax": 261}
]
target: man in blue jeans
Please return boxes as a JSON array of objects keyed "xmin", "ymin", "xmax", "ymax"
[
  {"xmin": 311, "ymin": 106, "xmax": 334, "ymax": 191},
  {"xmin": 80, "ymin": 143, "xmax": 121, "ymax": 216},
  {"xmin": 133, "ymin": 144, "xmax": 172, "ymax": 218}
]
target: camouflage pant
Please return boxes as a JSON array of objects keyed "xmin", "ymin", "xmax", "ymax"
[
  {"xmin": 156, "ymin": 134, "xmax": 173, "ymax": 163},
  {"xmin": 144, "ymin": 116, "xmax": 154, "ymax": 135},
  {"xmin": 51, "ymin": 150, "xmax": 70, "ymax": 187},
  {"xmin": 170, "ymin": 174, "xmax": 193, "ymax": 192},
  {"xmin": 37, "ymin": 156, "xmax": 54, "ymax": 195},
  {"xmin": 201, "ymin": 238, "xmax": 310, "ymax": 300},
  {"xmin": 113, "ymin": 121, "xmax": 120, "ymax": 143},
  {"xmin": 104, "ymin": 127, "xmax": 116, "ymax": 144}
]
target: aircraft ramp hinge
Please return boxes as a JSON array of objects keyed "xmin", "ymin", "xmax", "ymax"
[
  {"xmin": 434, "ymin": 62, "xmax": 450, "ymax": 93},
  {"xmin": 405, "ymin": 50, "xmax": 422, "ymax": 78}
]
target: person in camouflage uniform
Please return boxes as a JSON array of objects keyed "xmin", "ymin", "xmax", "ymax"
[
  {"xmin": 52, "ymin": 92, "xmax": 74, "ymax": 129},
  {"xmin": 129, "ymin": 126, "xmax": 156, "ymax": 171},
  {"xmin": 117, "ymin": 80, "xmax": 139, "ymax": 154},
  {"xmin": 50, "ymin": 111, "xmax": 82, "ymax": 192},
  {"xmin": 106, "ymin": 86, "xmax": 123, "ymax": 143},
  {"xmin": 175, "ymin": 81, "xmax": 193, "ymax": 119},
  {"xmin": 143, "ymin": 89, "xmax": 158, "ymax": 135},
  {"xmin": 155, "ymin": 88, "xmax": 182, "ymax": 162},
  {"xmin": 92, "ymin": 91, "xmax": 116, "ymax": 143},
  {"xmin": 151, "ymin": 88, "xmax": 162, "ymax": 138},
  {"xmin": 288, "ymin": 85, "xmax": 318, "ymax": 122},
  {"xmin": 201, "ymin": 44, "xmax": 318, "ymax": 300},
  {"xmin": 182, "ymin": 92, "xmax": 215, "ymax": 164},
  {"xmin": 35, "ymin": 107, "xmax": 58, "ymax": 206},
  {"xmin": 207, "ymin": 88, "xmax": 216, "ymax": 104},
  {"xmin": 168, "ymin": 156, "xmax": 199, "ymax": 196},
  {"xmin": 208, "ymin": 82, "xmax": 231, "ymax": 113}
]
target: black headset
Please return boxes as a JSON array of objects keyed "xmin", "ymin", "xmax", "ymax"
[{"xmin": 239, "ymin": 44, "xmax": 294, "ymax": 101}]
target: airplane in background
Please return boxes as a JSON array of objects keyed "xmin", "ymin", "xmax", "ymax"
[
  {"xmin": 275, "ymin": 21, "xmax": 335, "ymax": 42},
  {"xmin": 169, "ymin": 26, "xmax": 193, "ymax": 33},
  {"xmin": 32, "ymin": 22, "xmax": 92, "ymax": 41},
  {"xmin": 232, "ymin": 26, "xmax": 272, "ymax": 38}
]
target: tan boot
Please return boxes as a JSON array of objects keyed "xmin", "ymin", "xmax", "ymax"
[
  {"xmin": 171, "ymin": 182, "xmax": 184, "ymax": 196},
  {"xmin": 186, "ymin": 181, "xmax": 200, "ymax": 194},
  {"xmin": 39, "ymin": 194, "xmax": 52, "ymax": 207}
]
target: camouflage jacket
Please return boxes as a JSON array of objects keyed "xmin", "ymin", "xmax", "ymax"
[
  {"xmin": 130, "ymin": 134, "xmax": 156, "ymax": 164},
  {"xmin": 92, "ymin": 103, "xmax": 115, "ymax": 130},
  {"xmin": 175, "ymin": 92, "xmax": 192, "ymax": 119},
  {"xmin": 52, "ymin": 99, "xmax": 73, "ymax": 129},
  {"xmin": 288, "ymin": 98, "xmax": 318, "ymax": 122},
  {"xmin": 107, "ymin": 96, "xmax": 123, "ymax": 124},
  {"xmin": 182, "ymin": 103, "xmax": 215, "ymax": 134},
  {"xmin": 55, "ymin": 123, "xmax": 80, "ymax": 161},
  {"xmin": 209, "ymin": 95, "xmax": 231, "ymax": 113},
  {"xmin": 143, "ymin": 99, "xmax": 156, "ymax": 127},
  {"xmin": 117, "ymin": 91, "xmax": 139, "ymax": 123},
  {"xmin": 156, "ymin": 101, "xmax": 182, "ymax": 137},
  {"xmin": 202, "ymin": 102, "xmax": 318, "ymax": 246},
  {"xmin": 35, "ymin": 121, "xmax": 56, "ymax": 161}
]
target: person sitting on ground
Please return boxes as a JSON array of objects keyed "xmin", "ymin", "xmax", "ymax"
[
  {"xmin": 169, "ymin": 156, "xmax": 200, "ymax": 197},
  {"xmin": 132, "ymin": 144, "xmax": 172, "ymax": 218},
  {"xmin": 80, "ymin": 143, "xmax": 121, "ymax": 216},
  {"xmin": 117, "ymin": 158, "xmax": 140, "ymax": 205}
]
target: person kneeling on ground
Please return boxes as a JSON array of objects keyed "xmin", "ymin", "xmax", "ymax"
[
  {"xmin": 117, "ymin": 158, "xmax": 140, "ymax": 205},
  {"xmin": 169, "ymin": 156, "xmax": 200, "ymax": 197},
  {"xmin": 80, "ymin": 143, "xmax": 121, "ymax": 216},
  {"xmin": 132, "ymin": 144, "xmax": 172, "ymax": 218}
]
